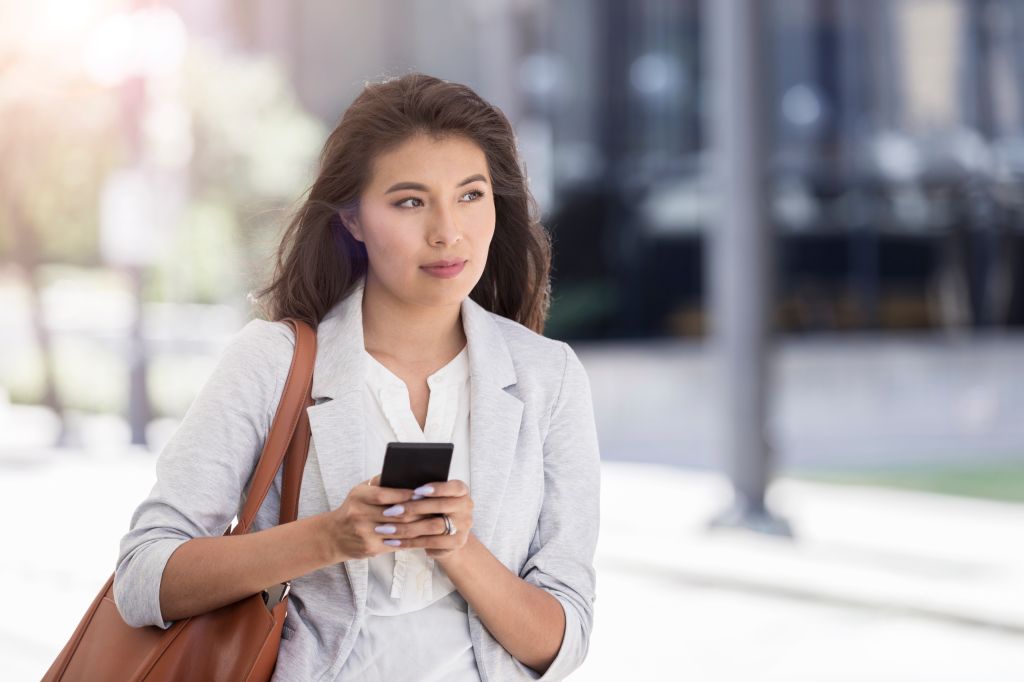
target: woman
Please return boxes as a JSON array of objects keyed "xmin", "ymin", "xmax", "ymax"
[{"xmin": 113, "ymin": 72, "xmax": 600, "ymax": 681}]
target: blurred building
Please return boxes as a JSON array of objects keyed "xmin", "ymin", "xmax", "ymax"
[{"xmin": 172, "ymin": 0, "xmax": 1024, "ymax": 341}]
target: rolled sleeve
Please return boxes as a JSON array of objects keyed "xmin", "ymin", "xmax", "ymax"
[
  {"xmin": 112, "ymin": 319, "xmax": 294, "ymax": 629},
  {"xmin": 514, "ymin": 342, "xmax": 601, "ymax": 680},
  {"xmin": 113, "ymin": 536, "xmax": 190, "ymax": 629}
]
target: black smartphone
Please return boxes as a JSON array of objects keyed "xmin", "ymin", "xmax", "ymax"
[{"xmin": 379, "ymin": 441, "xmax": 454, "ymax": 490}]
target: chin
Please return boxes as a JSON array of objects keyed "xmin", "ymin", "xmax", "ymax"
[{"xmin": 407, "ymin": 284, "xmax": 466, "ymax": 306}]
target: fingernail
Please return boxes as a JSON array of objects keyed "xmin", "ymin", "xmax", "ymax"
[
  {"xmin": 383, "ymin": 505, "xmax": 404, "ymax": 517},
  {"xmin": 414, "ymin": 485, "xmax": 434, "ymax": 495},
  {"xmin": 411, "ymin": 493, "xmax": 424, "ymax": 500},
  {"xmin": 383, "ymin": 539, "xmax": 401, "ymax": 547},
  {"xmin": 374, "ymin": 525, "xmax": 396, "ymax": 534}
]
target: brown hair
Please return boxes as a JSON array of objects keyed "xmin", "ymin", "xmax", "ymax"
[{"xmin": 250, "ymin": 72, "xmax": 553, "ymax": 334}]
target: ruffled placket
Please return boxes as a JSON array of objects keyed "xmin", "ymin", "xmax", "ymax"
[{"xmin": 365, "ymin": 347, "xmax": 467, "ymax": 604}]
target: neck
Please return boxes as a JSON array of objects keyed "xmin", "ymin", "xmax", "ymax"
[{"xmin": 361, "ymin": 273, "xmax": 467, "ymax": 366}]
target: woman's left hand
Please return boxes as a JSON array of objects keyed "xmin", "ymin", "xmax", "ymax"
[{"xmin": 371, "ymin": 478, "xmax": 474, "ymax": 559}]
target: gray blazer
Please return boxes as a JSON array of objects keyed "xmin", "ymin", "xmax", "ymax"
[{"xmin": 113, "ymin": 278, "xmax": 601, "ymax": 681}]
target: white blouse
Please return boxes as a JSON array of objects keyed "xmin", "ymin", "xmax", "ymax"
[{"xmin": 336, "ymin": 342, "xmax": 480, "ymax": 681}]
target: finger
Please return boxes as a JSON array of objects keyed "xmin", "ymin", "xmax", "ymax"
[
  {"xmin": 412, "ymin": 479, "xmax": 469, "ymax": 498},
  {"xmin": 369, "ymin": 474, "xmax": 381, "ymax": 486},
  {"xmin": 402, "ymin": 497, "xmax": 471, "ymax": 517},
  {"xmin": 372, "ymin": 504, "xmax": 435, "ymax": 523},
  {"xmin": 383, "ymin": 512, "xmax": 435, "ymax": 524},
  {"xmin": 392, "ymin": 534, "xmax": 459, "ymax": 550},
  {"xmin": 372, "ymin": 523, "xmax": 406, "ymax": 551},
  {"xmin": 376, "ymin": 516, "xmax": 449, "ymax": 539},
  {"xmin": 425, "ymin": 548, "xmax": 455, "ymax": 559},
  {"xmin": 357, "ymin": 484, "xmax": 414, "ymax": 506}
]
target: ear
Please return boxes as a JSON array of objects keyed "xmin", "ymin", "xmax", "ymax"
[{"xmin": 339, "ymin": 210, "xmax": 364, "ymax": 243}]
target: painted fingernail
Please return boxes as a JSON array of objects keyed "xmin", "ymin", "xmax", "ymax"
[
  {"xmin": 383, "ymin": 505, "xmax": 404, "ymax": 517},
  {"xmin": 411, "ymin": 494, "xmax": 424, "ymax": 501},
  {"xmin": 414, "ymin": 485, "xmax": 434, "ymax": 495},
  {"xmin": 383, "ymin": 539, "xmax": 401, "ymax": 547},
  {"xmin": 374, "ymin": 525, "xmax": 396, "ymax": 534}
]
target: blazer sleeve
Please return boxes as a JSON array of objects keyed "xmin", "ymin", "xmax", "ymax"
[
  {"xmin": 112, "ymin": 318, "xmax": 295, "ymax": 629},
  {"xmin": 515, "ymin": 341, "xmax": 601, "ymax": 681}
]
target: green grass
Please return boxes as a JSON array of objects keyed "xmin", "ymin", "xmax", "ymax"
[{"xmin": 789, "ymin": 463, "xmax": 1024, "ymax": 504}]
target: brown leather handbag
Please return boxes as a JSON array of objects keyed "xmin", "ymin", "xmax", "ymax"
[{"xmin": 42, "ymin": 318, "xmax": 317, "ymax": 682}]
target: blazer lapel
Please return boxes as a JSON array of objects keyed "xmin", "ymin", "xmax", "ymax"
[
  {"xmin": 461, "ymin": 293, "xmax": 524, "ymax": 548},
  {"xmin": 304, "ymin": 276, "xmax": 525, "ymax": 603},
  {"xmin": 304, "ymin": 281, "xmax": 371, "ymax": 603}
]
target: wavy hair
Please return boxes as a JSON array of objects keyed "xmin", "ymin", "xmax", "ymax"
[{"xmin": 250, "ymin": 72, "xmax": 553, "ymax": 334}]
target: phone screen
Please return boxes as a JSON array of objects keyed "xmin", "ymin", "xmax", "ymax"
[{"xmin": 379, "ymin": 441, "xmax": 454, "ymax": 490}]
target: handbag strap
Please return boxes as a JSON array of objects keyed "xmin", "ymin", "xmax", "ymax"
[{"xmin": 229, "ymin": 317, "xmax": 317, "ymax": 535}]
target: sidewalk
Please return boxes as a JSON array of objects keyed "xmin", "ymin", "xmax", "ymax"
[
  {"xmin": 578, "ymin": 461, "xmax": 1024, "ymax": 681},
  {"xmin": 2, "ymin": 447, "xmax": 1023, "ymax": 681}
]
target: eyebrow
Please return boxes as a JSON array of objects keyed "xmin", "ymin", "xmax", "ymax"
[{"xmin": 384, "ymin": 174, "xmax": 489, "ymax": 194}]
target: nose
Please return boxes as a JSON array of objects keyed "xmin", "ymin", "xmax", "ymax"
[{"xmin": 426, "ymin": 206, "xmax": 463, "ymax": 246}]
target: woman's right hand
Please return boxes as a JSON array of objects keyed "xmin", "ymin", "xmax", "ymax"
[{"xmin": 321, "ymin": 475, "xmax": 420, "ymax": 562}]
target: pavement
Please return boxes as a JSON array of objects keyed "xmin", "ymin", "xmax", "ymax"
[
  {"xmin": 580, "ymin": 461, "xmax": 1024, "ymax": 681},
  {"xmin": 2, "ymin": 440, "xmax": 1023, "ymax": 681}
]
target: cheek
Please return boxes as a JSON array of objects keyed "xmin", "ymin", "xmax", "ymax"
[
  {"xmin": 372, "ymin": 235, "xmax": 422, "ymax": 276},
  {"xmin": 475, "ymin": 219, "xmax": 496, "ymax": 255},
  {"xmin": 361, "ymin": 211, "xmax": 417, "ymax": 260}
]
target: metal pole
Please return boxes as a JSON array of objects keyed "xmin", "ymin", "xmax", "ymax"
[
  {"xmin": 120, "ymin": 71, "xmax": 151, "ymax": 448},
  {"xmin": 705, "ymin": 0, "xmax": 791, "ymax": 536}
]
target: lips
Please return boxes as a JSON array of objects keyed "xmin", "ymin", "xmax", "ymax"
[
  {"xmin": 420, "ymin": 259, "xmax": 467, "ymax": 278},
  {"xmin": 422, "ymin": 258, "xmax": 467, "ymax": 268}
]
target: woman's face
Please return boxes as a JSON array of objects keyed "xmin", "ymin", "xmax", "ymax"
[{"xmin": 343, "ymin": 133, "xmax": 496, "ymax": 308}]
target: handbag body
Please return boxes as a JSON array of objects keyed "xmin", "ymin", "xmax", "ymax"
[{"xmin": 42, "ymin": 318, "xmax": 317, "ymax": 682}]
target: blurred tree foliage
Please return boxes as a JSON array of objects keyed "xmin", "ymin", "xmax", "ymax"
[
  {"xmin": 0, "ymin": 33, "xmax": 325, "ymax": 301},
  {"xmin": 1, "ymin": 15, "xmax": 325, "ymax": 421},
  {"xmin": 0, "ymin": 52, "xmax": 121, "ymax": 265},
  {"xmin": 0, "ymin": 13, "xmax": 125, "ymax": 430},
  {"xmin": 152, "ymin": 42, "xmax": 326, "ymax": 305}
]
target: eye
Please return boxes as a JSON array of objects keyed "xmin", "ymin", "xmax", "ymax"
[
  {"xmin": 394, "ymin": 196, "xmax": 424, "ymax": 209},
  {"xmin": 393, "ymin": 190, "xmax": 486, "ymax": 209}
]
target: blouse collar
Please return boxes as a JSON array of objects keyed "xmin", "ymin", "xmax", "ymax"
[{"xmin": 363, "ymin": 344, "xmax": 470, "ymax": 390}]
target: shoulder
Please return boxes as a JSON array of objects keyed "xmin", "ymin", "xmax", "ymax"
[
  {"xmin": 486, "ymin": 313, "xmax": 589, "ymax": 400},
  {"xmin": 488, "ymin": 312, "xmax": 571, "ymax": 369},
  {"xmin": 228, "ymin": 318, "xmax": 297, "ymax": 361},
  {"xmin": 231, "ymin": 317, "xmax": 298, "ymax": 351},
  {"xmin": 216, "ymin": 318, "xmax": 298, "ymax": 389}
]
